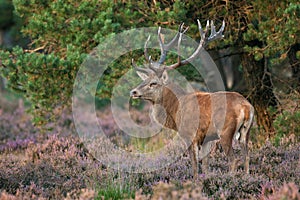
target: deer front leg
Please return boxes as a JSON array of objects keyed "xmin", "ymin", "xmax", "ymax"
[
  {"xmin": 199, "ymin": 140, "xmax": 217, "ymax": 174},
  {"xmin": 219, "ymin": 126, "xmax": 238, "ymax": 173},
  {"xmin": 188, "ymin": 142, "xmax": 199, "ymax": 179},
  {"xmin": 220, "ymin": 139, "xmax": 237, "ymax": 173}
]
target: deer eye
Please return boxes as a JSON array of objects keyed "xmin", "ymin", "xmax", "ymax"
[{"xmin": 149, "ymin": 82, "xmax": 158, "ymax": 88}]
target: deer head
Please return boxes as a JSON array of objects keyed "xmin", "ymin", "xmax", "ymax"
[{"xmin": 130, "ymin": 20, "xmax": 225, "ymax": 103}]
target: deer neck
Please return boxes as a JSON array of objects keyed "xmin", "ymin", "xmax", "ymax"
[{"xmin": 152, "ymin": 84, "xmax": 184, "ymax": 131}]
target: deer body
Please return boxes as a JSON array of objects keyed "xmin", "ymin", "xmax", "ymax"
[
  {"xmin": 132, "ymin": 80, "xmax": 254, "ymax": 176},
  {"xmin": 130, "ymin": 20, "xmax": 254, "ymax": 178}
]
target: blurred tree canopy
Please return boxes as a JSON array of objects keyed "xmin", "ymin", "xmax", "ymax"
[{"xmin": 0, "ymin": 0, "xmax": 299, "ymax": 135}]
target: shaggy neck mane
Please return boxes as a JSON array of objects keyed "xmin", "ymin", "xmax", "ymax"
[{"xmin": 153, "ymin": 83, "xmax": 185, "ymax": 131}]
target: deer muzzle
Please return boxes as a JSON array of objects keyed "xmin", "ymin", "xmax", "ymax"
[{"xmin": 130, "ymin": 89, "xmax": 142, "ymax": 99}]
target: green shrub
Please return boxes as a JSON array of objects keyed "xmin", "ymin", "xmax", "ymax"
[
  {"xmin": 273, "ymin": 110, "xmax": 300, "ymax": 146},
  {"xmin": 96, "ymin": 181, "xmax": 135, "ymax": 200}
]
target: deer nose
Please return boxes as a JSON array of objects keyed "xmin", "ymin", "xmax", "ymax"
[
  {"xmin": 130, "ymin": 89, "xmax": 141, "ymax": 98},
  {"xmin": 130, "ymin": 89, "xmax": 137, "ymax": 97}
]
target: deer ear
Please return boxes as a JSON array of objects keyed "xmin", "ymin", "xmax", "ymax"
[
  {"xmin": 136, "ymin": 70, "xmax": 149, "ymax": 81},
  {"xmin": 161, "ymin": 70, "xmax": 168, "ymax": 84}
]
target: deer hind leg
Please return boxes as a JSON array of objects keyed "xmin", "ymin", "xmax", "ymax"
[
  {"xmin": 241, "ymin": 139, "xmax": 250, "ymax": 174},
  {"xmin": 236, "ymin": 106, "xmax": 254, "ymax": 174},
  {"xmin": 188, "ymin": 142, "xmax": 199, "ymax": 178},
  {"xmin": 238, "ymin": 121, "xmax": 252, "ymax": 174}
]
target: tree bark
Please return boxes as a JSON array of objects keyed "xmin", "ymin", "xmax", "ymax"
[
  {"xmin": 0, "ymin": 77, "xmax": 5, "ymax": 92},
  {"xmin": 210, "ymin": 48, "xmax": 246, "ymax": 92},
  {"xmin": 288, "ymin": 43, "xmax": 300, "ymax": 93},
  {"xmin": 241, "ymin": 53, "xmax": 278, "ymax": 137},
  {"xmin": 0, "ymin": 30, "xmax": 3, "ymax": 45},
  {"xmin": 0, "ymin": 30, "xmax": 5, "ymax": 93}
]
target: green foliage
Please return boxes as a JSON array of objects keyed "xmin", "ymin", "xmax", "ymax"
[
  {"xmin": 0, "ymin": 46, "xmax": 84, "ymax": 125},
  {"xmin": 0, "ymin": 0, "xmax": 299, "ymax": 126},
  {"xmin": 0, "ymin": 0, "xmax": 195, "ymax": 124},
  {"xmin": 243, "ymin": 0, "xmax": 300, "ymax": 63},
  {"xmin": 296, "ymin": 50, "xmax": 300, "ymax": 59},
  {"xmin": 96, "ymin": 180, "xmax": 135, "ymax": 200},
  {"xmin": 273, "ymin": 110, "xmax": 300, "ymax": 146}
]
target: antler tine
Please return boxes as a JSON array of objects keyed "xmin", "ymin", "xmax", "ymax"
[
  {"xmin": 168, "ymin": 20, "xmax": 205, "ymax": 69},
  {"xmin": 205, "ymin": 20, "xmax": 210, "ymax": 32},
  {"xmin": 131, "ymin": 58, "xmax": 138, "ymax": 68},
  {"xmin": 168, "ymin": 20, "xmax": 225, "ymax": 69},
  {"xmin": 148, "ymin": 55, "xmax": 159, "ymax": 72},
  {"xmin": 158, "ymin": 23, "xmax": 188, "ymax": 64},
  {"xmin": 210, "ymin": 20, "xmax": 216, "ymax": 37},
  {"xmin": 144, "ymin": 35, "xmax": 151, "ymax": 63},
  {"xmin": 176, "ymin": 26, "xmax": 188, "ymax": 65},
  {"xmin": 132, "ymin": 58, "xmax": 153, "ymax": 74},
  {"xmin": 166, "ymin": 26, "xmax": 189, "ymax": 69},
  {"xmin": 198, "ymin": 19, "xmax": 204, "ymax": 38},
  {"xmin": 207, "ymin": 20, "xmax": 225, "ymax": 42},
  {"xmin": 164, "ymin": 23, "xmax": 187, "ymax": 49},
  {"xmin": 158, "ymin": 27, "xmax": 164, "ymax": 56}
]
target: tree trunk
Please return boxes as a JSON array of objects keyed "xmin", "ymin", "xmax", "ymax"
[
  {"xmin": 241, "ymin": 53, "xmax": 278, "ymax": 137},
  {"xmin": 288, "ymin": 43, "xmax": 300, "ymax": 93},
  {"xmin": 210, "ymin": 48, "xmax": 246, "ymax": 92},
  {"xmin": 0, "ymin": 30, "xmax": 3, "ymax": 45},
  {"xmin": 0, "ymin": 75, "xmax": 5, "ymax": 92},
  {"xmin": 0, "ymin": 30, "xmax": 5, "ymax": 93}
]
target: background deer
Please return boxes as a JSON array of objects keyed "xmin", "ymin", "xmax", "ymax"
[{"xmin": 130, "ymin": 20, "xmax": 254, "ymax": 178}]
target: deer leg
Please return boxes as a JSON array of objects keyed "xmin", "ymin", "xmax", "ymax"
[
  {"xmin": 201, "ymin": 156, "xmax": 209, "ymax": 174},
  {"xmin": 241, "ymin": 142, "xmax": 249, "ymax": 174},
  {"xmin": 199, "ymin": 140, "xmax": 217, "ymax": 174},
  {"xmin": 188, "ymin": 142, "xmax": 199, "ymax": 178},
  {"xmin": 219, "ymin": 124, "xmax": 239, "ymax": 173},
  {"xmin": 239, "ymin": 106, "xmax": 253, "ymax": 174},
  {"xmin": 228, "ymin": 148, "xmax": 238, "ymax": 173},
  {"xmin": 222, "ymin": 141, "xmax": 238, "ymax": 173},
  {"xmin": 220, "ymin": 138, "xmax": 237, "ymax": 173},
  {"xmin": 239, "ymin": 126, "xmax": 251, "ymax": 174}
]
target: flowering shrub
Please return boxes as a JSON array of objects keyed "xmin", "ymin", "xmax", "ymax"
[
  {"xmin": 261, "ymin": 182, "xmax": 300, "ymax": 200},
  {"xmin": 0, "ymin": 97, "xmax": 299, "ymax": 199},
  {"xmin": 0, "ymin": 100, "xmax": 35, "ymax": 151},
  {"xmin": 0, "ymin": 135, "xmax": 88, "ymax": 198},
  {"xmin": 273, "ymin": 110, "xmax": 300, "ymax": 146},
  {"xmin": 135, "ymin": 181, "xmax": 207, "ymax": 200}
]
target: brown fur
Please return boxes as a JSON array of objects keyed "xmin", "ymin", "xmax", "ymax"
[
  {"xmin": 134, "ymin": 82, "xmax": 254, "ymax": 177},
  {"xmin": 131, "ymin": 67, "xmax": 254, "ymax": 178},
  {"xmin": 130, "ymin": 19, "xmax": 237, "ymax": 178}
]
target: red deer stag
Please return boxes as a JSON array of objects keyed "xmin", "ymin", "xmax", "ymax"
[{"xmin": 130, "ymin": 20, "xmax": 254, "ymax": 178}]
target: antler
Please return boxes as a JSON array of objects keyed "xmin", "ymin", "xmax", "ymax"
[
  {"xmin": 137, "ymin": 20, "xmax": 225, "ymax": 74},
  {"xmin": 132, "ymin": 58, "xmax": 153, "ymax": 74},
  {"xmin": 143, "ymin": 23, "xmax": 189, "ymax": 65},
  {"xmin": 168, "ymin": 20, "xmax": 225, "ymax": 69},
  {"xmin": 157, "ymin": 23, "xmax": 189, "ymax": 64},
  {"xmin": 144, "ymin": 36, "xmax": 152, "ymax": 63}
]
